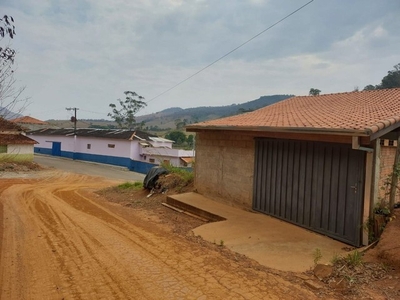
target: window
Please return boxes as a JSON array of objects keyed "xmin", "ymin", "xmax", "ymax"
[
  {"xmin": 87, "ymin": 144, "xmax": 91, "ymax": 149},
  {"xmin": 108, "ymin": 144, "xmax": 115, "ymax": 148},
  {"xmin": 149, "ymin": 158, "xmax": 155, "ymax": 163},
  {"xmin": 389, "ymin": 140, "xmax": 394, "ymax": 146},
  {"xmin": 0, "ymin": 145, "xmax": 7, "ymax": 153}
]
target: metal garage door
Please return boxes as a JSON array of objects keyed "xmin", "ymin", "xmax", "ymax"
[{"xmin": 253, "ymin": 139, "xmax": 365, "ymax": 246}]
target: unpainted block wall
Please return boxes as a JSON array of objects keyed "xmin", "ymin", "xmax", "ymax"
[
  {"xmin": 194, "ymin": 131, "xmax": 255, "ymax": 208},
  {"xmin": 379, "ymin": 144, "xmax": 400, "ymax": 203}
]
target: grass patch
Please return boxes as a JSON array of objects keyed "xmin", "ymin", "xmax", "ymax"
[
  {"xmin": 117, "ymin": 181, "xmax": 143, "ymax": 190},
  {"xmin": 345, "ymin": 250, "xmax": 363, "ymax": 267}
]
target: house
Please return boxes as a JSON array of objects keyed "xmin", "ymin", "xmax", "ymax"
[
  {"xmin": 11, "ymin": 116, "xmax": 49, "ymax": 131},
  {"xmin": 0, "ymin": 117, "xmax": 38, "ymax": 162},
  {"xmin": 186, "ymin": 88, "xmax": 400, "ymax": 247},
  {"xmin": 27, "ymin": 128, "xmax": 194, "ymax": 173}
]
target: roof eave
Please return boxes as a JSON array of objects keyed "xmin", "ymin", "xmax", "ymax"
[{"xmin": 186, "ymin": 125, "xmax": 372, "ymax": 137}]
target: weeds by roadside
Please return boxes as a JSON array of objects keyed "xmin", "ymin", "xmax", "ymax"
[
  {"xmin": 160, "ymin": 162, "xmax": 194, "ymax": 184},
  {"xmin": 117, "ymin": 181, "xmax": 143, "ymax": 190}
]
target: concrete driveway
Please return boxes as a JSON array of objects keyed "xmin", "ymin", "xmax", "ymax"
[
  {"xmin": 34, "ymin": 154, "xmax": 145, "ymax": 182},
  {"xmin": 168, "ymin": 192, "xmax": 351, "ymax": 272}
]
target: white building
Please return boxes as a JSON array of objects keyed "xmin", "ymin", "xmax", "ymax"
[
  {"xmin": 28, "ymin": 128, "xmax": 194, "ymax": 174},
  {"xmin": 0, "ymin": 117, "xmax": 37, "ymax": 162}
]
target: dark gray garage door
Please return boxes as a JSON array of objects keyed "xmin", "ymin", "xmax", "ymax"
[{"xmin": 253, "ymin": 139, "xmax": 365, "ymax": 246}]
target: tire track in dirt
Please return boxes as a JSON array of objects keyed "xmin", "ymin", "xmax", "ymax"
[{"xmin": 0, "ymin": 172, "xmax": 317, "ymax": 299}]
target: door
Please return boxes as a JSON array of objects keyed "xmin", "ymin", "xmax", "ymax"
[
  {"xmin": 52, "ymin": 142, "xmax": 61, "ymax": 156},
  {"xmin": 253, "ymin": 139, "xmax": 365, "ymax": 246}
]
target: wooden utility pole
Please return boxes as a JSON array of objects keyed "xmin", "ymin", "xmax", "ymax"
[{"xmin": 66, "ymin": 107, "xmax": 79, "ymax": 134}]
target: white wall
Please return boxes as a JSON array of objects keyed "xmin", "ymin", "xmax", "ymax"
[
  {"xmin": 140, "ymin": 147, "xmax": 194, "ymax": 167},
  {"xmin": 32, "ymin": 135, "xmax": 75, "ymax": 152},
  {"xmin": 7, "ymin": 144, "xmax": 34, "ymax": 154},
  {"xmin": 31, "ymin": 133, "xmax": 191, "ymax": 167},
  {"xmin": 75, "ymin": 136, "xmax": 131, "ymax": 157},
  {"xmin": 130, "ymin": 140, "xmax": 142, "ymax": 160},
  {"xmin": 141, "ymin": 147, "xmax": 194, "ymax": 157}
]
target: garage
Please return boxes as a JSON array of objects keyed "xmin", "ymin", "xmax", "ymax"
[
  {"xmin": 187, "ymin": 88, "xmax": 400, "ymax": 247},
  {"xmin": 253, "ymin": 138, "xmax": 365, "ymax": 246}
]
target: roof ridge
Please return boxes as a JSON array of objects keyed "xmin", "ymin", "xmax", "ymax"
[{"xmin": 293, "ymin": 87, "xmax": 400, "ymax": 98}]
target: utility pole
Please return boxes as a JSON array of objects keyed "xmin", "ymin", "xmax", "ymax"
[
  {"xmin": 66, "ymin": 107, "xmax": 79, "ymax": 134},
  {"xmin": 66, "ymin": 107, "xmax": 79, "ymax": 160}
]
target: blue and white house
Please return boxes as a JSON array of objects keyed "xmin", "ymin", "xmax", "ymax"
[{"xmin": 28, "ymin": 128, "xmax": 194, "ymax": 174}]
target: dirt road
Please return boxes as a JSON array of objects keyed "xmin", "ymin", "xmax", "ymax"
[
  {"xmin": 0, "ymin": 171, "xmax": 316, "ymax": 299},
  {"xmin": 33, "ymin": 155, "xmax": 145, "ymax": 182}
]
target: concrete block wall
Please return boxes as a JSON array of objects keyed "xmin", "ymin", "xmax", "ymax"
[
  {"xmin": 379, "ymin": 143, "xmax": 400, "ymax": 203},
  {"xmin": 194, "ymin": 131, "xmax": 255, "ymax": 208}
]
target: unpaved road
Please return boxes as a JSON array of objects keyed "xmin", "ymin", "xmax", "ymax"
[
  {"xmin": 0, "ymin": 171, "xmax": 317, "ymax": 299},
  {"xmin": 33, "ymin": 155, "xmax": 145, "ymax": 182}
]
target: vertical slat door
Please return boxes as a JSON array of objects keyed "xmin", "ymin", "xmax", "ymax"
[{"xmin": 253, "ymin": 139, "xmax": 365, "ymax": 246}]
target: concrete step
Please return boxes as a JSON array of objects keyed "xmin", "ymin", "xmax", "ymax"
[{"xmin": 166, "ymin": 195, "xmax": 226, "ymax": 222}]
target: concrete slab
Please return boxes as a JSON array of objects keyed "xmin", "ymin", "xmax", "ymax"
[{"xmin": 167, "ymin": 192, "xmax": 350, "ymax": 272}]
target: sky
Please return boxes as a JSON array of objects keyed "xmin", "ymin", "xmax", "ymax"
[{"xmin": 1, "ymin": 0, "xmax": 400, "ymax": 121}]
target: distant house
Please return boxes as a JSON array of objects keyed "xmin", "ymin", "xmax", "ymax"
[
  {"xmin": 11, "ymin": 116, "xmax": 49, "ymax": 131},
  {"xmin": 27, "ymin": 128, "xmax": 194, "ymax": 174},
  {"xmin": 0, "ymin": 117, "xmax": 38, "ymax": 162},
  {"xmin": 187, "ymin": 88, "xmax": 400, "ymax": 247}
]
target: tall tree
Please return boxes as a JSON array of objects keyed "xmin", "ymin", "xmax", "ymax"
[
  {"xmin": 0, "ymin": 15, "xmax": 28, "ymax": 119},
  {"xmin": 108, "ymin": 91, "xmax": 147, "ymax": 129},
  {"xmin": 380, "ymin": 63, "xmax": 400, "ymax": 89},
  {"xmin": 363, "ymin": 63, "xmax": 400, "ymax": 91}
]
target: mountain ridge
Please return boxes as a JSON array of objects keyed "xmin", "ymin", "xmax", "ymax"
[{"xmin": 136, "ymin": 94, "xmax": 294, "ymax": 129}]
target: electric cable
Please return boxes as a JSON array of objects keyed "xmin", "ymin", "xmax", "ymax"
[{"xmin": 146, "ymin": 0, "xmax": 314, "ymax": 104}]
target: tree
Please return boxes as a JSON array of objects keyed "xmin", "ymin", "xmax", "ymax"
[
  {"xmin": 363, "ymin": 63, "xmax": 400, "ymax": 91},
  {"xmin": 309, "ymin": 88, "xmax": 321, "ymax": 96},
  {"xmin": 175, "ymin": 118, "xmax": 187, "ymax": 130},
  {"xmin": 165, "ymin": 131, "xmax": 187, "ymax": 145},
  {"xmin": 363, "ymin": 84, "xmax": 377, "ymax": 91},
  {"xmin": 187, "ymin": 135, "xmax": 194, "ymax": 147},
  {"xmin": 0, "ymin": 15, "xmax": 28, "ymax": 119},
  {"xmin": 108, "ymin": 91, "xmax": 147, "ymax": 129},
  {"xmin": 380, "ymin": 63, "xmax": 400, "ymax": 89},
  {"xmin": 0, "ymin": 15, "xmax": 15, "ymax": 39}
]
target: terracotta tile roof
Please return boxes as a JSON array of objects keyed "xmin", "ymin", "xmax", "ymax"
[
  {"xmin": 187, "ymin": 88, "xmax": 400, "ymax": 136},
  {"xmin": 0, "ymin": 117, "xmax": 23, "ymax": 131},
  {"xmin": 180, "ymin": 157, "xmax": 194, "ymax": 164},
  {"xmin": 11, "ymin": 116, "xmax": 48, "ymax": 125},
  {"xmin": 0, "ymin": 134, "xmax": 38, "ymax": 144}
]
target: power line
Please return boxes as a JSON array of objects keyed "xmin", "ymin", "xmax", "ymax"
[
  {"xmin": 146, "ymin": 0, "xmax": 314, "ymax": 104},
  {"xmin": 80, "ymin": 109, "xmax": 108, "ymax": 116}
]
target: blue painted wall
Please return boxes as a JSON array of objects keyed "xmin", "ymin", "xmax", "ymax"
[
  {"xmin": 129, "ymin": 160, "xmax": 157, "ymax": 174},
  {"xmin": 34, "ymin": 147, "xmax": 157, "ymax": 174}
]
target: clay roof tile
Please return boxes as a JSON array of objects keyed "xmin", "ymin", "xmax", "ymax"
[{"xmin": 188, "ymin": 88, "xmax": 400, "ymax": 137}]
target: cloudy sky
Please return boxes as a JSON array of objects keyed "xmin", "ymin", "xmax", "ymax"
[{"xmin": 1, "ymin": 0, "xmax": 400, "ymax": 121}]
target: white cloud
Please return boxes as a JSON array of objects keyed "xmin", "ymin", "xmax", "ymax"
[{"xmin": 1, "ymin": 0, "xmax": 400, "ymax": 120}]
